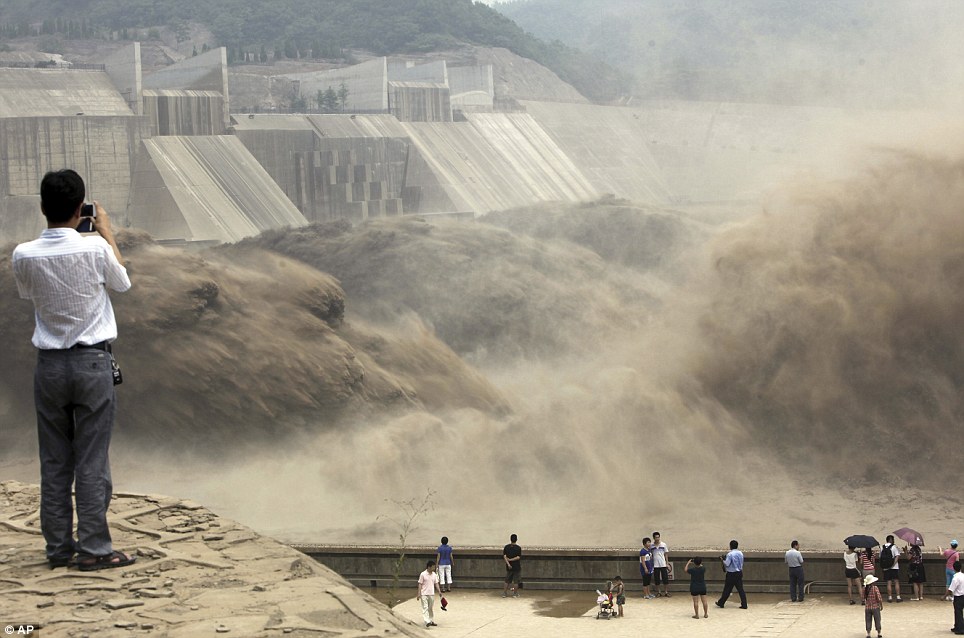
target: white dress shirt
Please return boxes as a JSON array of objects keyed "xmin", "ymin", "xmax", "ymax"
[
  {"xmin": 13, "ymin": 228, "xmax": 130, "ymax": 349},
  {"xmin": 950, "ymin": 571, "xmax": 964, "ymax": 597}
]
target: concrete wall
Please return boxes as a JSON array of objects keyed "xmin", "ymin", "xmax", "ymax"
[
  {"xmin": 520, "ymin": 101, "xmax": 674, "ymax": 206},
  {"xmin": 102, "ymin": 42, "xmax": 142, "ymax": 116},
  {"xmin": 285, "ymin": 58, "xmax": 388, "ymax": 112},
  {"xmin": 0, "ymin": 115, "xmax": 149, "ymax": 240},
  {"xmin": 400, "ymin": 115, "xmax": 598, "ymax": 213},
  {"xmin": 143, "ymin": 90, "xmax": 225, "ymax": 135},
  {"xmin": 450, "ymin": 65, "xmax": 494, "ymax": 111},
  {"xmin": 300, "ymin": 546, "xmax": 951, "ymax": 596},
  {"xmin": 143, "ymin": 48, "xmax": 230, "ymax": 130},
  {"xmin": 128, "ymin": 135, "xmax": 307, "ymax": 243},
  {"xmin": 0, "ymin": 68, "xmax": 134, "ymax": 117},
  {"xmin": 231, "ymin": 120, "xmax": 319, "ymax": 209},
  {"xmin": 0, "ymin": 195, "xmax": 44, "ymax": 244},
  {"xmin": 389, "ymin": 82, "xmax": 452, "ymax": 122},
  {"xmin": 295, "ymin": 140, "xmax": 406, "ymax": 222},
  {"xmin": 388, "ymin": 60, "xmax": 447, "ymax": 84}
]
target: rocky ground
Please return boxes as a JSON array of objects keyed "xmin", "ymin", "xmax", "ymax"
[{"xmin": 0, "ymin": 481, "xmax": 425, "ymax": 637}]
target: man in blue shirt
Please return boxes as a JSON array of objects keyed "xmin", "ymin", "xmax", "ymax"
[
  {"xmin": 715, "ymin": 539, "xmax": 747, "ymax": 609},
  {"xmin": 639, "ymin": 537, "xmax": 655, "ymax": 599},
  {"xmin": 436, "ymin": 536, "xmax": 454, "ymax": 592}
]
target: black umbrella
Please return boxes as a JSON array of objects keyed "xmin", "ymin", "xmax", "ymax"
[{"xmin": 844, "ymin": 535, "xmax": 880, "ymax": 548}]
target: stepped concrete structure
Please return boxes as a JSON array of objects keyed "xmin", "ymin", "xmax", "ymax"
[
  {"xmin": 0, "ymin": 46, "xmax": 298, "ymax": 246},
  {"xmin": 143, "ymin": 47, "xmax": 230, "ymax": 132},
  {"xmin": 128, "ymin": 135, "xmax": 307, "ymax": 243},
  {"xmin": 232, "ymin": 112, "xmax": 599, "ymax": 217},
  {"xmin": 284, "ymin": 57, "xmax": 495, "ymax": 121},
  {"xmin": 2, "ymin": 41, "xmax": 930, "ymax": 245}
]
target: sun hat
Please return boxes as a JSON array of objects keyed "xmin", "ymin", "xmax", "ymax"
[{"xmin": 863, "ymin": 574, "xmax": 878, "ymax": 586}]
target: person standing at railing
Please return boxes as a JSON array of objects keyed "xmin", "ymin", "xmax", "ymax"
[{"xmin": 785, "ymin": 540, "xmax": 805, "ymax": 603}]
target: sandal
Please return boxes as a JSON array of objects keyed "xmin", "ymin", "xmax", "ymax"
[{"xmin": 77, "ymin": 550, "xmax": 136, "ymax": 572}]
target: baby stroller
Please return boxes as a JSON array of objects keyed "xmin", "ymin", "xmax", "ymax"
[{"xmin": 595, "ymin": 587, "xmax": 616, "ymax": 620}]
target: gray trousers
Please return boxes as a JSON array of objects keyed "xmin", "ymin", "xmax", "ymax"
[
  {"xmin": 35, "ymin": 348, "xmax": 116, "ymax": 561},
  {"xmin": 865, "ymin": 608, "xmax": 881, "ymax": 633}
]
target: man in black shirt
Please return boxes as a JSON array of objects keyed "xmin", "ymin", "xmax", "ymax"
[{"xmin": 502, "ymin": 533, "xmax": 522, "ymax": 597}]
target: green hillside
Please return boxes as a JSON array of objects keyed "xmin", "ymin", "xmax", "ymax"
[{"xmin": 0, "ymin": 0, "xmax": 629, "ymax": 102}]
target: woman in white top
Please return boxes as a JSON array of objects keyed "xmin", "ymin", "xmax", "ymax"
[{"xmin": 844, "ymin": 546, "xmax": 863, "ymax": 604}]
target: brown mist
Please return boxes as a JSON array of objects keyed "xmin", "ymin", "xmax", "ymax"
[{"xmin": 2, "ymin": 147, "xmax": 963, "ymax": 549}]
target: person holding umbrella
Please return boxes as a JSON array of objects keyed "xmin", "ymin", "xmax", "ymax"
[
  {"xmin": 907, "ymin": 542, "xmax": 926, "ymax": 600},
  {"xmin": 893, "ymin": 527, "xmax": 926, "ymax": 601}
]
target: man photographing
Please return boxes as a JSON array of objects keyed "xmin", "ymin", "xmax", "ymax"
[{"xmin": 12, "ymin": 169, "xmax": 134, "ymax": 571}]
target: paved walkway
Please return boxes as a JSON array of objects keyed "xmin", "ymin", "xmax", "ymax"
[{"xmin": 395, "ymin": 590, "xmax": 958, "ymax": 637}]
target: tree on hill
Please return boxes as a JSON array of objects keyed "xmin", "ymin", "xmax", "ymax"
[{"xmin": 0, "ymin": 0, "xmax": 628, "ymax": 102}]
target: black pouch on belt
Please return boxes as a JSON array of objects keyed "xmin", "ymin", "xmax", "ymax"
[{"xmin": 110, "ymin": 353, "xmax": 123, "ymax": 385}]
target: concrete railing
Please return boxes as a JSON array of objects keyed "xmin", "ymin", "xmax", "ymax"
[{"xmin": 295, "ymin": 545, "xmax": 950, "ymax": 596}]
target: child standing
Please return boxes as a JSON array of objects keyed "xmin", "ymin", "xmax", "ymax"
[
  {"xmin": 863, "ymin": 574, "xmax": 883, "ymax": 638},
  {"xmin": 611, "ymin": 576, "xmax": 626, "ymax": 618},
  {"xmin": 639, "ymin": 537, "xmax": 655, "ymax": 599},
  {"xmin": 686, "ymin": 557, "xmax": 708, "ymax": 619},
  {"xmin": 860, "ymin": 547, "xmax": 877, "ymax": 580},
  {"xmin": 436, "ymin": 536, "xmax": 454, "ymax": 593}
]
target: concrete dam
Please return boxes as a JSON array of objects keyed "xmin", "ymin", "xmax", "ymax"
[{"xmin": 0, "ymin": 42, "xmax": 915, "ymax": 245}]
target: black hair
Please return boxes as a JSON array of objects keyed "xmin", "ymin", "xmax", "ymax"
[
  {"xmin": 40, "ymin": 169, "xmax": 85, "ymax": 223},
  {"xmin": 613, "ymin": 575, "xmax": 622, "ymax": 581},
  {"xmin": 848, "ymin": 545, "xmax": 855, "ymax": 551},
  {"xmin": 886, "ymin": 535, "xmax": 894, "ymax": 544},
  {"xmin": 729, "ymin": 540, "xmax": 739, "ymax": 550},
  {"xmin": 653, "ymin": 531, "xmax": 661, "ymax": 537},
  {"xmin": 426, "ymin": 560, "xmax": 436, "ymax": 567},
  {"xmin": 693, "ymin": 557, "xmax": 703, "ymax": 565},
  {"xmin": 642, "ymin": 537, "xmax": 651, "ymax": 545},
  {"xmin": 955, "ymin": 561, "xmax": 962, "ymax": 572},
  {"xmin": 441, "ymin": 536, "xmax": 448, "ymax": 545},
  {"xmin": 510, "ymin": 533, "xmax": 517, "ymax": 543},
  {"xmin": 791, "ymin": 540, "xmax": 799, "ymax": 548}
]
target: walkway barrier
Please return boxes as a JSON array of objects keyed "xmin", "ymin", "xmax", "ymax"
[{"xmin": 294, "ymin": 545, "xmax": 948, "ymax": 596}]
